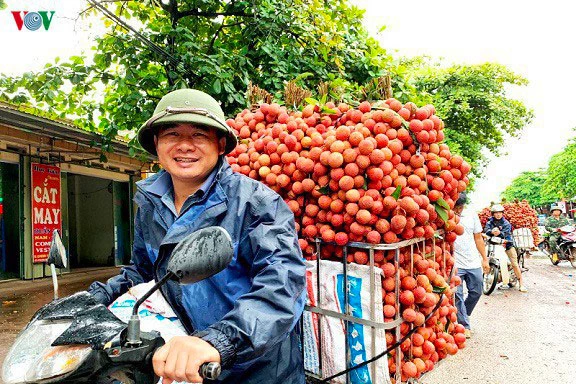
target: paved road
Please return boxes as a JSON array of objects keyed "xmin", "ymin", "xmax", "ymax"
[
  {"xmin": 423, "ymin": 257, "xmax": 576, "ymax": 384},
  {"xmin": 1, "ymin": 259, "xmax": 576, "ymax": 383}
]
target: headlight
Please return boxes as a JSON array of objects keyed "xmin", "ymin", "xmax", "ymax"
[{"xmin": 2, "ymin": 319, "xmax": 91, "ymax": 384}]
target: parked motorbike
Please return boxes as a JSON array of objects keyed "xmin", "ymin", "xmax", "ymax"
[
  {"xmin": 2, "ymin": 226, "xmax": 234, "ymax": 384},
  {"xmin": 538, "ymin": 225, "xmax": 576, "ymax": 268},
  {"xmin": 482, "ymin": 235, "xmax": 519, "ymax": 295}
]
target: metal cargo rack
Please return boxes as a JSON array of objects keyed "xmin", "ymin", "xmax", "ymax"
[
  {"xmin": 512, "ymin": 227, "xmax": 536, "ymax": 250},
  {"xmin": 303, "ymin": 233, "xmax": 449, "ymax": 384}
]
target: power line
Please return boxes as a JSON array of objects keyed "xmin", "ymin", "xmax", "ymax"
[{"xmin": 86, "ymin": 0, "xmax": 198, "ymax": 82}]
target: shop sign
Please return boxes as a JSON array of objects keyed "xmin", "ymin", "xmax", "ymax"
[{"xmin": 31, "ymin": 163, "xmax": 61, "ymax": 263}]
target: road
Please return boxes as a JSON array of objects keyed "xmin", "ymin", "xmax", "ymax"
[
  {"xmin": 423, "ymin": 257, "xmax": 576, "ymax": 383},
  {"xmin": 1, "ymin": 259, "xmax": 576, "ymax": 383}
]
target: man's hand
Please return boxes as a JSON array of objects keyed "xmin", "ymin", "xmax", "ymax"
[
  {"xmin": 482, "ymin": 259, "xmax": 490, "ymax": 274},
  {"xmin": 153, "ymin": 336, "xmax": 221, "ymax": 384},
  {"xmin": 491, "ymin": 228, "xmax": 501, "ymax": 236}
]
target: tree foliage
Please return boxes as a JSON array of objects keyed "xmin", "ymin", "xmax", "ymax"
[
  {"xmin": 501, "ymin": 170, "xmax": 555, "ymax": 206},
  {"xmin": 543, "ymin": 138, "xmax": 576, "ymax": 200},
  {"xmin": 0, "ymin": 0, "xmax": 394, "ymax": 152},
  {"xmin": 0, "ymin": 0, "xmax": 532, "ymax": 171},
  {"xmin": 412, "ymin": 62, "xmax": 533, "ymax": 174}
]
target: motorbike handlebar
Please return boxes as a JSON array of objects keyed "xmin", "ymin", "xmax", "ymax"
[
  {"xmin": 484, "ymin": 235, "xmax": 506, "ymax": 245},
  {"xmin": 200, "ymin": 362, "xmax": 221, "ymax": 380}
]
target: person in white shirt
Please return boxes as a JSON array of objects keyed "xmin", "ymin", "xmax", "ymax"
[{"xmin": 453, "ymin": 192, "xmax": 490, "ymax": 338}]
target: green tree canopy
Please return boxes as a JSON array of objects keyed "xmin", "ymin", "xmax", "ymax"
[
  {"xmin": 412, "ymin": 62, "xmax": 533, "ymax": 174},
  {"xmin": 543, "ymin": 137, "xmax": 576, "ymax": 200},
  {"xmin": 0, "ymin": 0, "xmax": 393, "ymax": 149},
  {"xmin": 0, "ymin": 0, "xmax": 532, "ymax": 171},
  {"xmin": 501, "ymin": 170, "xmax": 556, "ymax": 206}
]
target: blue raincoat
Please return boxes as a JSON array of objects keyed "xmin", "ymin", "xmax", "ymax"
[
  {"xmin": 89, "ymin": 159, "xmax": 306, "ymax": 383},
  {"xmin": 484, "ymin": 217, "xmax": 514, "ymax": 250}
]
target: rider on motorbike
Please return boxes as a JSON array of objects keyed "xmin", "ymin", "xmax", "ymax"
[
  {"xmin": 484, "ymin": 204, "xmax": 528, "ymax": 292},
  {"xmin": 544, "ymin": 204, "xmax": 570, "ymax": 263},
  {"xmin": 88, "ymin": 89, "xmax": 306, "ymax": 383}
]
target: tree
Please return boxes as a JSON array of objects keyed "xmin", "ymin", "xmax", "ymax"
[
  {"xmin": 0, "ymin": 0, "xmax": 394, "ymax": 154},
  {"xmin": 412, "ymin": 62, "xmax": 534, "ymax": 175},
  {"xmin": 501, "ymin": 170, "xmax": 555, "ymax": 207},
  {"xmin": 543, "ymin": 138, "xmax": 576, "ymax": 200},
  {"xmin": 0, "ymin": 1, "xmax": 532, "ymax": 171}
]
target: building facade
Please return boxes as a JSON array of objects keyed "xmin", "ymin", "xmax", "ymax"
[{"xmin": 0, "ymin": 102, "xmax": 151, "ymax": 280}]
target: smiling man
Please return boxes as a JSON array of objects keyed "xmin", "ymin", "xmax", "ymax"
[{"xmin": 88, "ymin": 89, "xmax": 306, "ymax": 383}]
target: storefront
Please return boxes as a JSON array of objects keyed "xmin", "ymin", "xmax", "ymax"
[{"xmin": 0, "ymin": 102, "xmax": 151, "ymax": 280}]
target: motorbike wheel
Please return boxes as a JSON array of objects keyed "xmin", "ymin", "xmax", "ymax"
[
  {"xmin": 569, "ymin": 248, "xmax": 576, "ymax": 269},
  {"xmin": 508, "ymin": 268, "xmax": 518, "ymax": 287},
  {"xmin": 483, "ymin": 265, "xmax": 499, "ymax": 295},
  {"xmin": 517, "ymin": 249, "xmax": 528, "ymax": 271}
]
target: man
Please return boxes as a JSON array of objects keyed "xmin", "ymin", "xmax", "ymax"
[
  {"xmin": 88, "ymin": 89, "xmax": 306, "ymax": 383},
  {"xmin": 545, "ymin": 204, "xmax": 570, "ymax": 263},
  {"xmin": 453, "ymin": 193, "xmax": 490, "ymax": 338},
  {"xmin": 484, "ymin": 204, "xmax": 528, "ymax": 292}
]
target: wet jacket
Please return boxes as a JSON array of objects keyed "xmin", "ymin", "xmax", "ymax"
[
  {"xmin": 88, "ymin": 159, "xmax": 306, "ymax": 383},
  {"xmin": 484, "ymin": 217, "xmax": 514, "ymax": 249},
  {"xmin": 544, "ymin": 215, "xmax": 570, "ymax": 251},
  {"xmin": 544, "ymin": 215, "xmax": 570, "ymax": 234}
]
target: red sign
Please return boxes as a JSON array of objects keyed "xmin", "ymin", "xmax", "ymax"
[{"xmin": 31, "ymin": 163, "xmax": 61, "ymax": 263}]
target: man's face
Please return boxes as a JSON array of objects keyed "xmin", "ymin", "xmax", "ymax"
[
  {"xmin": 453, "ymin": 205, "xmax": 464, "ymax": 216},
  {"xmin": 154, "ymin": 123, "xmax": 226, "ymax": 185},
  {"xmin": 552, "ymin": 210, "xmax": 561, "ymax": 218},
  {"xmin": 493, "ymin": 211, "xmax": 504, "ymax": 220}
]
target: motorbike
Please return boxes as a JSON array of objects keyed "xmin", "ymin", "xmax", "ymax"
[
  {"xmin": 482, "ymin": 235, "xmax": 519, "ymax": 295},
  {"xmin": 2, "ymin": 226, "xmax": 234, "ymax": 384},
  {"xmin": 538, "ymin": 225, "xmax": 576, "ymax": 268}
]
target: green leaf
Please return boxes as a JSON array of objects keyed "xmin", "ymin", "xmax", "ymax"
[
  {"xmin": 213, "ymin": 79, "xmax": 222, "ymax": 94},
  {"xmin": 436, "ymin": 197, "xmax": 450, "ymax": 210},
  {"xmin": 432, "ymin": 285, "xmax": 447, "ymax": 294},
  {"xmin": 392, "ymin": 185, "xmax": 402, "ymax": 200},
  {"xmin": 434, "ymin": 203, "xmax": 449, "ymax": 223},
  {"xmin": 321, "ymin": 106, "xmax": 338, "ymax": 114},
  {"xmin": 99, "ymin": 153, "xmax": 108, "ymax": 163},
  {"xmin": 305, "ymin": 98, "xmax": 319, "ymax": 106},
  {"xmin": 318, "ymin": 184, "xmax": 330, "ymax": 195}
]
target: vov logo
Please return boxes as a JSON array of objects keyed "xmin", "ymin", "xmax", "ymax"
[{"xmin": 11, "ymin": 11, "xmax": 56, "ymax": 31}]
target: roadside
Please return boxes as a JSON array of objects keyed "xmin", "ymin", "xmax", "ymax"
[{"xmin": 422, "ymin": 258, "xmax": 576, "ymax": 383}]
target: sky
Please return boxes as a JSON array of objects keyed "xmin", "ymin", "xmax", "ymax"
[
  {"xmin": 353, "ymin": 0, "xmax": 576, "ymax": 209},
  {"xmin": 0, "ymin": 1, "xmax": 97, "ymax": 71},
  {"xmin": 1, "ymin": 0, "xmax": 575, "ymax": 210}
]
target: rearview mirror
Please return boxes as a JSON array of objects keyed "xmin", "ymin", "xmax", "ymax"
[
  {"xmin": 47, "ymin": 230, "xmax": 67, "ymax": 269},
  {"xmin": 125, "ymin": 226, "xmax": 233, "ymax": 376},
  {"xmin": 167, "ymin": 226, "xmax": 234, "ymax": 284}
]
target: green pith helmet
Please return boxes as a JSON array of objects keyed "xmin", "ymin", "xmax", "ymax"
[
  {"xmin": 550, "ymin": 204, "xmax": 562, "ymax": 213},
  {"xmin": 138, "ymin": 89, "xmax": 238, "ymax": 156},
  {"xmin": 490, "ymin": 204, "xmax": 504, "ymax": 213}
]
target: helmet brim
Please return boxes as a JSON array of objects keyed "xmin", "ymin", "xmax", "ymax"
[{"xmin": 138, "ymin": 113, "xmax": 238, "ymax": 156}]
